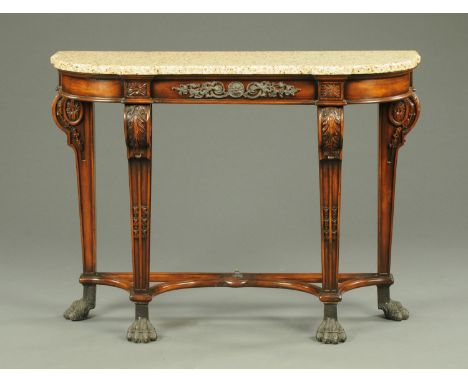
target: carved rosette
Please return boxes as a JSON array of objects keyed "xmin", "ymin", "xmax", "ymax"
[
  {"xmin": 387, "ymin": 93, "xmax": 420, "ymax": 163},
  {"xmin": 319, "ymin": 82, "xmax": 342, "ymax": 99},
  {"xmin": 52, "ymin": 93, "xmax": 85, "ymax": 158},
  {"xmin": 172, "ymin": 81, "xmax": 300, "ymax": 99},
  {"xmin": 319, "ymin": 107, "xmax": 343, "ymax": 160},
  {"xmin": 126, "ymin": 81, "xmax": 150, "ymax": 97},
  {"xmin": 124, "ymin": 105, "xmax": 151, "ymax": 159}
]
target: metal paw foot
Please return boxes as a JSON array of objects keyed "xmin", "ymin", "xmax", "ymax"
[
  {"xmin": 64, "ymin": 298, "xmax": 94, "ymax": 321},
  {"xmin": 379, "ymin": 299, "xmax": 409, "ymax": 321},
  {"xmin": 316, "ymin": 317, "xmax": 347, "ymax": 344},
  {"xmin": 127, "ymin": 317, "xmax": 157, "ymax": 343}
]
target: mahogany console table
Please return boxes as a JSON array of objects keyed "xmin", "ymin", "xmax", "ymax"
[{"xmin": 50, "ymin": 51, "xmax": 421, "ymax": 344}]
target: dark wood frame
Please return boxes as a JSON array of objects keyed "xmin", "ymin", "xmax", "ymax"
[{"xmin": 52, "ymin": 68, "xmax": 420, "ymax": 344}]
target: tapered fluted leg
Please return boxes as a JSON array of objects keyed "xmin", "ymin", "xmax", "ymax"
[
  {"xmin": 316, "ymin": 106, "xmax": 346, "ymax": 344},
  {"xmin": 52, "ymin": 93, "xmax": 97, "ymax": 321},
  {"xmin": 377, "ymin": 93, "xmax": 420, "ymax": 321},
  {"xmin": 124, "ymin": 104, "xmax": 156, "ymax": 343}
]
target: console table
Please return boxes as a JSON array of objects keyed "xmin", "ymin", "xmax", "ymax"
[{"xmin": 50, "ymin": 51, "xmax": 421, "ymax": 344}]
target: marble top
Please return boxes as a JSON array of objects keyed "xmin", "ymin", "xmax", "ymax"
[{"xmin": 50, "ymin": 51, "xmax": 421, "ymax": 76}]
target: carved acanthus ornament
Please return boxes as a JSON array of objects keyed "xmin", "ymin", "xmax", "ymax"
[
  {"xmin": 387, "ymin": 93, "xmax": 420, "ymax": 164},
  {"xmin": 319, "ymin": 107, "xmax": 343, "ymax": 160},
  {"xmin": 52, "ymin": 93, "xmax": 85, "ymax": 158},
  {"xmin": 124, "ymin": 105, "xmax": 151, "ymax": 159},
  {"xmin": 172, "ymin": 81, "xmax": 300, "ymax": 99}
]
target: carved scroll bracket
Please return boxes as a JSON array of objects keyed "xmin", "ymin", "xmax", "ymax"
[
  {"xmin": 52, "ymin": 92, "xmax": 85, "ymax": 159},
  {"xmin": 387, "ymin": 92, "xmax": 420, "ymax": 164},
  {"xmin": 124, "ymin": 105, "xmax": 152, "ymax": 159},
  {"xmin": 319, "ymin": 107, "xmax": 344, "ymax": 160}
]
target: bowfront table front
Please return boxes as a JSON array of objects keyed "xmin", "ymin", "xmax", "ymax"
[{"xmin": 50, "ymin": 51, "xmax": 421, "ymax": 344}]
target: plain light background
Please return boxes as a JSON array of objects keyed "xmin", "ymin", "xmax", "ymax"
[{"xmin": 0, "ymin": 14, "xmax": 467, "ymax": 368}]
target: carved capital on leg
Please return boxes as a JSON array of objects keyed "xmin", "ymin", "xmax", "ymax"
[
  {"xmin": 318, "ymin": 106, "xmax": 344, "ymax": 161},
  {"xmin": 124, "ymin": 104, "xmax": 152, "ymax": 160}
]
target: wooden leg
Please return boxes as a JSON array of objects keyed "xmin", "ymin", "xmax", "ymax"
[
  {"xmin": 377, "ymin": 93, "xmax": 420, "ymax": 321},
  {"xmin": 315, "ymin": 106, "xmax": 346, "ymax": 344},
  {"xmin": 124, "ymin": 104, "xmax": 157, "ymax": 343},
  {"xmin": 52, "ymin": 94, "xmax": 97, "ymax": 321}
]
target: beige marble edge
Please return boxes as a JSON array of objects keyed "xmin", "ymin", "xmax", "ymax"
[{"xmin": 50, "ymin": 51, "xmax": 421, "ymax": 75}]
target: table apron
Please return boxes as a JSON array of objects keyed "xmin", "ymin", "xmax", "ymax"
[{"xmin": 58, "ymin": 71, "xmax": 413, "ymax": 105}]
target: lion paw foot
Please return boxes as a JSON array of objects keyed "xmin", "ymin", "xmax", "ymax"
[
  {"xmin": 379, "ymin": 299, "xmax": 409, "ymax": 321},
  {"xmin": 64, "ymin": 298, "xmax": 94, "ymax": 321},
  {"xmin": 127, "ymin": 317, "xmax": 157, "ymax": 343},
  {"xmin": 316, "ymin": 317, "xmax": 347, "ymax": 344}
]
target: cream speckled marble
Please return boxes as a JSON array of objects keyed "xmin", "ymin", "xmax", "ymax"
[{"xmin": 50, "ymin": 51, "xmax": 421, "ymax": 76}]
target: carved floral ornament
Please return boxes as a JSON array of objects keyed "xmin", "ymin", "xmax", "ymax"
[
  {"xmin": 54, "ymin": 95, "xmax": 84, "ymax": 127},
  {"xmin": 133, "ymin": 205, "xmax": 149, "ymax": 239},
  {"xmin": 322, "ymin": 205, "xmax": 339, "ymax": 241},
  {"xmin": 322, "ymin": 207, "xmax": 330, "ymax": 239},
  {"xmin": 331, "ymin": 206, "xmax": 338, "ymax": 240},
  {"xmin": 172, "ymin": 81, "xmax": 301, "ymax": 99}
]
